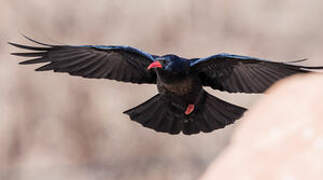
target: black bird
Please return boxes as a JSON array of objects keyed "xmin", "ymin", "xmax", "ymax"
[{"xmin": 9, "ymin": 36, "xmax": 323, "ymax": 135}]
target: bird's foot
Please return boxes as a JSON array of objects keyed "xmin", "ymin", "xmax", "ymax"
[{"xmin": 185, "ymin": 104, "xmax": 195, "ymax": 115}]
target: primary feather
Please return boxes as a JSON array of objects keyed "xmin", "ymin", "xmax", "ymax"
[
  {"xmin": 190, "ymin": 53, "xmax": 323, "ymax": 93},
  {"xmin": 10, "ymin": 37, "xmax": 157, "ymax": 84}
]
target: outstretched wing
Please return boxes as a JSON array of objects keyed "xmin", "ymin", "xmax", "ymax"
[
  {"xmin": 10, "ymin": 36, "xmax": 158, "ymax": 84},
  {"xmin": 190, "ymin": 53, "xmax": 323, "ymax": 93}
]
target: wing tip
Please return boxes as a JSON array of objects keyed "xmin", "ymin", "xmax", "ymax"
[
  {"xmin": 9, "ymin": 41, "xmax": 52, "ymax": 51},
  {"xmin": 8, "ymin": 42, "xmax": 25, "ymax": 48},
  {"xmin": 19, "ymin": 61, "xmax": 28, "ymax": 65},
  {"xmin": 23, "ymin": 35, "xmax": 53, "ymax": 46},
  {"xmin": 10, "ymin": 33, "xmax": 54, "ymax": 47},
  {"xmin": 8, "ymin": 42, "xmax": 15, "ymax": 46},
  {"xmin": 286, "ymin": 58, "xmax": 308, "ymax": 64},
  {"xmin": 35, "ymin": 67, "xmax": 47, "ymax": 71}
]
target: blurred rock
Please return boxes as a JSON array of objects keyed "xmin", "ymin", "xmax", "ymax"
[{"xmin": 201, "ymin": 73, "xmax": 323, "ymax": 180}]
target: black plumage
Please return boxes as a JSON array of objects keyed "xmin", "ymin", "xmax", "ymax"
[{"xmin": 9, "ymin": 36, "xmax": 323, "ymax": 135}]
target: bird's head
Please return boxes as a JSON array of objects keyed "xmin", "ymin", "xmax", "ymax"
[{"xmin": 147, "ymin": 54, "xmax": 188, "ymax": 73}]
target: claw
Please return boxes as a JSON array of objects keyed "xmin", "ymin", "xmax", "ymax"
[{"xmin": 185, "ymin": 104, "xmax": 195, "ymax": 115}]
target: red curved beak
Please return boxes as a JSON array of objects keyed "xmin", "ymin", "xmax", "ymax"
[{"xmin": 147, "ymin": 61, "xmax": 162, "ymax": 70}]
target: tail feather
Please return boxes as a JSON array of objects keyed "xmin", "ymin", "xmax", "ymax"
[
  {"xmin": 125, "ymin": 94, "xmax": 161, "ymax": 124},
  {"xmin": 124, "ymin": 91, "xmax": 246, "ymax": 135},
  {"xmin": 204, "ymin": 104, "xmax": 226, "ymax": 128},
  {"xmin": 198, "ymin": 91, "xmax": 246, "ymax": 129},
  {"xmin": 160, "ymin": 112, "xmax": 180, "ymax": 134},
  {"xmin": 124, "ymin": 94, "xmax": 181, "ymax": 134},
  {"xmin": 144, "ymin": 102, "xmax": 166, "ymax": 129}
]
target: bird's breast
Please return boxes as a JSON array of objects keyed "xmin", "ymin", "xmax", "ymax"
[{"xmin": 158, "ymin": 77, "xmax": 198, "ymax": 96}]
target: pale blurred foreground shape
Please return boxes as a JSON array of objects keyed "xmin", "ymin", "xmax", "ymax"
[{"xmin": 201, "ymin": 73, "xmax": 323, "ymax": 180}]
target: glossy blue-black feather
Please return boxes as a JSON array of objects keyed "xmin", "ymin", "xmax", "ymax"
[
  {"xmin": 82, "ymin": 45, "xmax": 157, "ymax": 61},
  {"xmin": 190, "ymin": 53, "xmax": 323, "ymax": 93},
  {"xmin": 190, "ymin": 53, "xmax": 267, "ymax": 67},
  {"xmin": 10, "ymin": 37, "xmax": 159, "ymax": 84}
]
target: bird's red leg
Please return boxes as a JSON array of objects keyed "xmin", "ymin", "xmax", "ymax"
[{"xmin": 185, "ymin": 104, "xmax": 195, "ymax": 115}]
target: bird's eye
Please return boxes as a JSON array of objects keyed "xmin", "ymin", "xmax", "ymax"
[{"xmin": 159, "ymin": 60, "xmax": 167, "ymax": 66}]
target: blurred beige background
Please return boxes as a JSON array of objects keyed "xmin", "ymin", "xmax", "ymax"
[{"xmin": 1, "ymin": 0, "xmax": 323, "ymax": 179}]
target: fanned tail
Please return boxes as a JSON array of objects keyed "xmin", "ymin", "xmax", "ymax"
[{"xmin": 124, "ymin": 91, "xmax": 247, "ymax": 135}]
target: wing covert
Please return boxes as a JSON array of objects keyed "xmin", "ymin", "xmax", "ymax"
[
  {"xmin": 190, "ymin": 53, "xmax": 323, "ymax": 93},
  {"xmin": 10, "ymin": 37, "xmax": 158, "ymax": 84}
]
